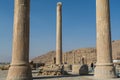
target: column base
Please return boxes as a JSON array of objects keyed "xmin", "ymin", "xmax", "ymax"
[
  {"xmin": 6, "ymin": 64, "xmax": 32, "ymax": 80},
  {"xmin": 94, "ymin": 63, "xmax": 116, "ymax": 79}
]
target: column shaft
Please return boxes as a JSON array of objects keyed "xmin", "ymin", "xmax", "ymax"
[
  {"xmin": 56, "ymin": 2, "xmax": 62, "ymax": 65},
  {"xmin": 7, "ymin": 0, "xmax": 32, "ymax": 80},
  {"xmin": 73, "ymin": 52, "xmax": 75, "ymax": 64},
  {"xmin": 94, "ymin": 0, "xmax": 115, "ymax": 79}
]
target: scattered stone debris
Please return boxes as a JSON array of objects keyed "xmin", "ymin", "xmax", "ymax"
[{"xmin": 37, "ymin": 64, "xmax": 65, "ymax": 76}]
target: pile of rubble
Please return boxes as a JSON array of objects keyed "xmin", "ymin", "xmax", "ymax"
[{"xmin": 37, "ymin": 64, "xmax": 64, "ymax": 76}]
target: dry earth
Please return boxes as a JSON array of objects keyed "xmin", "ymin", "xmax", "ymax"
[
  {"xmin": 1, "ymin": 40, "xmax": 120, "ymax": 80},
  {"xmin": 0, "ymin": 70, "xmax": 120, "ymax": 80},
  {"xmin": 32, "ymin": 40, "xmax": 120, "ymax": 65}
]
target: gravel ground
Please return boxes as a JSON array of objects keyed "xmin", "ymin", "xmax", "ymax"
[
  {"xmin": 0, "ymin": 70, "xmax": 120, "ymax": 80},
  {"xmin": 0, "ymin": 70, "xmax": 8, "ymax": 80},
  {"xmin": 0, "ymin": 70, "xmax": 92, "ymax": 80}
]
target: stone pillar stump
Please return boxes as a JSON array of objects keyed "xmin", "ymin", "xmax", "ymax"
[{"xmin": 72, "ymin": 64, "xmax": 81, "ymax": 75}]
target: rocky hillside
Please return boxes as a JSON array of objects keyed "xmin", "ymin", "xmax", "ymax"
[{"xmin": 32, "ymin": 40, "xmax": 120, "ymax": 65}]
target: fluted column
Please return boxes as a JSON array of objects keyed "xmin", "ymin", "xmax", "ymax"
[
  {"xmin": 94, "ymin": 0, "xmax": 115, "ymax": 79},
  {"xmin": 56, "ymin": 2, "xmax": 62, "ymax": 65},
  {"xmin": 6, "ymin": 0, "xmax": 32, "ymax": 80}
]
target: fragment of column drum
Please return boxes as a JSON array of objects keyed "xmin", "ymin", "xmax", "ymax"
[{"xmin": 72, "ymin": 64, "xmax": 88, "ymax": 75}]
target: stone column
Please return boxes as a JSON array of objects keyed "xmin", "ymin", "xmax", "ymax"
[
  {"xmin": 65, "ymin": 53, "xmax": 67, "ymax": 63},
  {"xmin": 73, "ymin": 52, "xmax": 75, "ymax": 64},
  {"xmin": 56, "ymin": 2, "xmax": 62, "ymax": 65},
  {"xmin": 64, "ymin": 53, "xmax": 67, "ymax": 64},
  {"xmin": 7, "ymin": 0, "xmax": 32, "ymax": 80},
  {"xmin": 94, "ymin": 0, "xmax": 115, "ymax": 79},
  {"xmin": 81, "ymin": 57, "xmax": 85, "ymax": 65},
  {"xmin": 53, "ymin": 57, "xmax": 56, "ymax": 64},
  {"xmin": 63, "ymin": 54, "xmax": 65, "ymax": 64}
]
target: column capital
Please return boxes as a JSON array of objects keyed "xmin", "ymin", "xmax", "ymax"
[{"xmin": 57, "ymin": 2, "xmax": 62, "ymax": 6}]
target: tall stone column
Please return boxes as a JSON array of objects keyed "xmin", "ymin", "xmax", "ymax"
[
  {"xmin": 56, "ymin": 2, "xmax": 62, "ymax": 65},
  {"xmin": 53, "ymin": 57, "xmax": 56, "ymax": 64},
  {"xmin": 73, "ymin": 52, "xmax": 75, "ymax": 64},
  {"xmin": 81, "ymin": 57, "xmax": 85, "ymax": 65},
  {"xmin": 7, "ymin": 0, "xmax": 32, "ymax": 80},
  {"xmin": 94, "ymin": 0, "xmax": 115, "ymax": 79}
]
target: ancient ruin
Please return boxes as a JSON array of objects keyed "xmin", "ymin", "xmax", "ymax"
[
  {"xmin": 36, "ymin": 2, "xmax": 64, "ymax": 76},
  {"xmin": 4, "ymin": 0, "xmax": 120, "ymax": 80},
  {"xmin": 56, "ymin": 2, "xmax": 62, "ymax": 65},
  {"xmin": 6, "ymin": 0, "xmax": 32, "ymax": 80},
  {"xmin": 94, "ymin": 0, "xmax": 116, "ymax": 79}
]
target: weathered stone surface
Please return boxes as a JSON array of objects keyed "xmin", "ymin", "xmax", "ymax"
[
  {"xmin": 64, "ymin": 64, "xmax": 72, "ymax": 71},
  {"xmin": 79, "ymin": 64, "xmax": 88, "ymax": 75},
  {"xmin": 56, "ymin": 2, "xmax": 62, "ymax": 65},
  {"xmin": 72, "ymin": 64, "xmax": 81, "ymax": 75},
  {"xmin": 6, "ymin": 0, "xmax": 32, "ymax": 80},
  {"xmin": 72, "ymin": 64, "xmax": 88, "ymax": 75},
  {"xmin": 38, "ymin": 64, "xmax": 64, "ymax": 76},
  {"xmin": 94, "ymin": 0, "xmax": 115, "ymax": 79}
]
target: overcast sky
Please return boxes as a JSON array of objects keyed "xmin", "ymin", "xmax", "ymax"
[{"xmin": 0, "ymin": 0, "xmax": 120, "ymax": 62}]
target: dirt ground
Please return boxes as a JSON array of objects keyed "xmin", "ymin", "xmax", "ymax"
[{"xmin": 0, "ymin": 70, "xmax": 120, "ymax": 80}]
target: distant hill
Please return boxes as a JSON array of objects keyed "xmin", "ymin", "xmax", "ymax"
[{"xmin": 32, "ymin": 40, "xmax": 120, "ymax": 65}]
